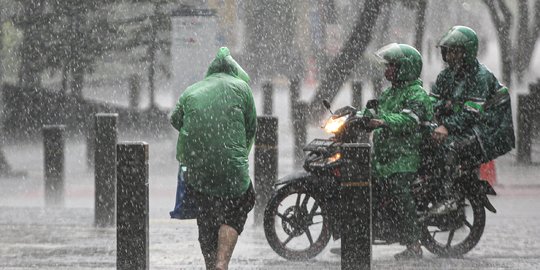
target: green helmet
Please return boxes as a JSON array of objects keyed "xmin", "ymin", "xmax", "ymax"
[
  {"xmin": 437, "ymin": 25, "xmax": 478, "ymax": 62},
  {"xmin": 374, "ymin": 43, "xmax": 423, "ymax": 82}
]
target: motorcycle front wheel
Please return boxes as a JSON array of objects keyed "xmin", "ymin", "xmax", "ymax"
[
  {"xmin": 263, "ymin": 183, "xmax": 331, "ymax": 261},
  {"xmin": 421, "ymin": 195, "xmax": 486, "ymax": 257}
]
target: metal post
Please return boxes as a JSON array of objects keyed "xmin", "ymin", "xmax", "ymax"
[
  {"xmin": 352, "ymin": 81, "xmax": 363, "ymax": 109},
  {"xmin": 517, "ymin": 95, "xmax": 532, "ymax": 164},
  {"xmin": 340, "ymin": 143, "xmax": 372, "ymax": 270},
  {"xmin": 293, "ymin": 101, "xmax": 308, "ymax": 165},
  {"xmin": 95, "ymin": 113, "xmax": 118, "ymax": 227},
  {"xmin": 263, "ymin": 81, "xmax": 274, "ymax": 115},
  {"xmin": 254, "ymin": 116, "xmax": 278, "ymax": 225},
  {"xmin": 117, "ymin": 142, "xmax": 149, "ymax": 270},
  {"xmin": 43, "ymin": 125, "xmax": 65, "ymax": 207}
]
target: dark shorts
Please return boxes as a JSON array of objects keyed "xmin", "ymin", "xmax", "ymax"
[{"xmin": 191, "ymin": 183, "xmax": 255, "ymax": 256}]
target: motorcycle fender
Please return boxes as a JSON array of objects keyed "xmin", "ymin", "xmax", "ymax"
[
  {"xmin": 481, "ymin": 193, "xmax": 497, "ymax": 213},
  {"xmin": 481, "ymin": 180, "xmax": 497, "ymax": 195},
  {"xmin": 274, "ymin": 171, "xmax": 316, "ymax": 187},
  {"xmin": 470, "ymin": 180, "xmax": 497, "ymax": 213}
]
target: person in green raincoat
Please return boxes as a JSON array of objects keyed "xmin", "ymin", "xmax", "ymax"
[
  {"xmin": 170, "ymin": 47, "xmax": 257, "ymax": 270},
  {"xmin": 428, "ymin": 26, "xmax": 515, "ymax": 215},
  {"xmin": 366, "ymin": 43, "xmax": 433, "ymax": 260}
]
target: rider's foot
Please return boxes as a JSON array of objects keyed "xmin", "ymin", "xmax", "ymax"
[
  {"xmin": 330, "ymin": 247, "xmax": 341, "ymax": 255},
  {"xmin": 394, "ymin": 243, "xmax": 423, "ymax": 260},
  {"xmin": 429, "ymin": 199, "xmax": 458, "ymax": 216}
]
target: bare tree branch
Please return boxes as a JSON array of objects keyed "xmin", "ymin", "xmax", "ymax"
[
  {"xmin": 308, "ymin": 0, "xmax": 383, "ymax": 121},
  {"xmin": 533, "ymin": 0, "xmax": 540, "ymax": 42},
  {"xmin": 496, "ymin": 0, "xmax": 513, "ymax": 23}
]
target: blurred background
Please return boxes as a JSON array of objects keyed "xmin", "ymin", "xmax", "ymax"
[{"xmin": 1, "ymin": 0, "xmax": 538, "ymax": 136}]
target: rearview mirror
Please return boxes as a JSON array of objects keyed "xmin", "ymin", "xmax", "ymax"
[{"xmin": 322, "ymin": 99, "xmax": 332, "ymax": 111}]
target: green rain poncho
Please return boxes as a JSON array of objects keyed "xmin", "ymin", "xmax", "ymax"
[
  {"xmin": 364, "ymin": 43, "xmax": 434, "ymax": 178},
  {"xmin": 366, "ymin": 79, "xmax": 434, "ymax": 178},
  {"xmin": 170, "ymin": 47, "xmax": 257, "ymax": 197}
]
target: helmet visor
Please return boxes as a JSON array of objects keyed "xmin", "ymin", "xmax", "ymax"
[
  {"xmin": 437, "ymin": 28, "xmax": 470, "ymax": 48},
  {"xmin": 374, "ymin": 43, "xmax": 404, "ymax": 66}
]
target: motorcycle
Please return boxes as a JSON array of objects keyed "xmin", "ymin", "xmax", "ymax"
[{"xmin": 263, "ymin": 100, "xmax": 497, "ymax": 261}]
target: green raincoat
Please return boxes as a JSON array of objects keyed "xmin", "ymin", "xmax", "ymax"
[
  {"xmin": 365, "ymin": 79, "xmax": 433, "ymax": 178},
  {"xmin": 170, "ymin": 47, "xmax": 257, "ymax": 197},
  {"xmin": 430, "ymin": 60, "xmax": 515, "ymax": 162}
]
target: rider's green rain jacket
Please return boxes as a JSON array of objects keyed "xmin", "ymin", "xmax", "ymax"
[
  {"xmin": 365, "ymin": 79, "xmax": 433, "ymax": 178},
  {"xmin": 430, "ymin": 60, "xmax": 515, "ymax": 162},
  {"xmin": 170, "ymin": 47, "xmax": 257, "ymax": 197}
]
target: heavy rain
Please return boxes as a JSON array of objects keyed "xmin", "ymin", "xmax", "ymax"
[{"xmin": 1, "ymin": 0, "xmax": 540, "ymax": 269}]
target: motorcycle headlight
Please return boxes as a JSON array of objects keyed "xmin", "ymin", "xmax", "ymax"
[
  {"xmin": 326, "ymin": 152, "xmax": 342, "ymax": 163},
  {"xmin": 324, "ymin": 115, "xmax": 348, "ymax": 134}
]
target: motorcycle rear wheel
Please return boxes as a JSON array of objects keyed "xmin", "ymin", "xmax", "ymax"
[
  {"xmin": 421, "ymin": 195, "xmax": 486, "ymax": 257},
  {"xmin": 263, "ymin": 183, "xmax": 331, "ymax": 261}
]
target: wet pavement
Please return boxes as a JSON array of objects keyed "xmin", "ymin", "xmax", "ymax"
[{"xmin": 1, "ymin": 136, "xmax": 540, "ymax": 269}]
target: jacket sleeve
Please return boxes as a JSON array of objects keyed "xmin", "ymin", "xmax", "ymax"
[
  {"xmin": 430, "ymin": 74, "xmax": 452, "ymax": 122},
  {"xmin": 243, "ymin": 84, "xmax": 257, "ymax": 153},
  {"xmin": 380, "ymin": 90, "xmax": 433, "ymax": 134},
  {"xmin": 170, "ymin": 95, "xmax": 184, "ymax": 131}
]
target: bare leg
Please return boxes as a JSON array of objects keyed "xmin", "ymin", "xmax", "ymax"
[{"xmin": 214, "ymin": 224, "xmax": 239, "ymax": 270}]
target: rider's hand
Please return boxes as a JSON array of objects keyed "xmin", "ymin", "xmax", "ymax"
[
  {"xmin": 368, "ymin": 119, "xmax": 385, "ymax": 129},
  {"xmin": 432, "ymin": 125, "xmax": 449, "ymax": 142}
]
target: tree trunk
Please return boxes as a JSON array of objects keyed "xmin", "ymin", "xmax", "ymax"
[
  {"xmin": 18, "ymin": 0, "xmax": 45, "ymax": 89},
  {"xmin": 414, "ymin": 0, "xmax": 427, "ymax": 54},
  {"xmin": 0, "ymin": 23, "xmax": 4, "ymax": 84},
  {"xmin": 308, "ymin": 0, "xmax": 382, "ymax": 121},
  {"xmin": 515, "ymin": 0, "xmax": 530, "ymax": 81},
  {"xmin": 61, "ymin": 63, "xmax": 69, "ymax": 94},
  {"xmin": 68, "ymin": 5, "xmax": 86, "ymax": 99},
  {"xmin": 483, "ymin": 0, "xmax": 513, "ymax": 86},
  {"xmin": 515, "ymin": 0, "xmax": 540, "ymax": 82},
  {"xmin": 71, "ymin": 65, "xmax": 85, "ymax": 99},
  {"xmin": 147, "ymin": 3, "xmax": 160, "ymax": 110}
]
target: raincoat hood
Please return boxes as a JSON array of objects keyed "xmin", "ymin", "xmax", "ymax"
[{"xmin": 205, "ymin": 47, "xmax": 250, "ymax": 84}]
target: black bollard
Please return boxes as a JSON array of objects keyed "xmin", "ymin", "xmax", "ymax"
[
  {"xmin": 254, "ymin": 116, "xmax": 278, "ymax": 225},
  {"xmin": 117, "ymin": 142, "xmax": 149, "ymax": 270},
  {"xmin": 43, "ymin": 125, "xmax": 65, "ymax": 207},
  {"xmin": 293, "ymin": 101, "xmax": 308, "ymax": 165},
  {"xmin": 340, "ymin": 143, "xmax": 372, "ymax": 270},
  {"xmin": 352, "ymin": 81, "xmax": 363, "ymax": 110},
  {"xmin": 263, "ymin": 81, "xmax": 274, "ymax": 115},
  {"xmin": 517, "ymin": 95, "xmax": 532, "ymax": 164},
  {"xmin": 94, "ymin": 113, "xmax": 118, "ymax": 227}
]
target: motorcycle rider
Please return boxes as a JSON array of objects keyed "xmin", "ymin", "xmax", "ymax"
[
  {"xmin": 365, "ymin": 43, "xmax": 433, "ymax": 260},
  {"xmin": 429, "ymin": 25, "xmax": 515, "ymax": 215}
]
